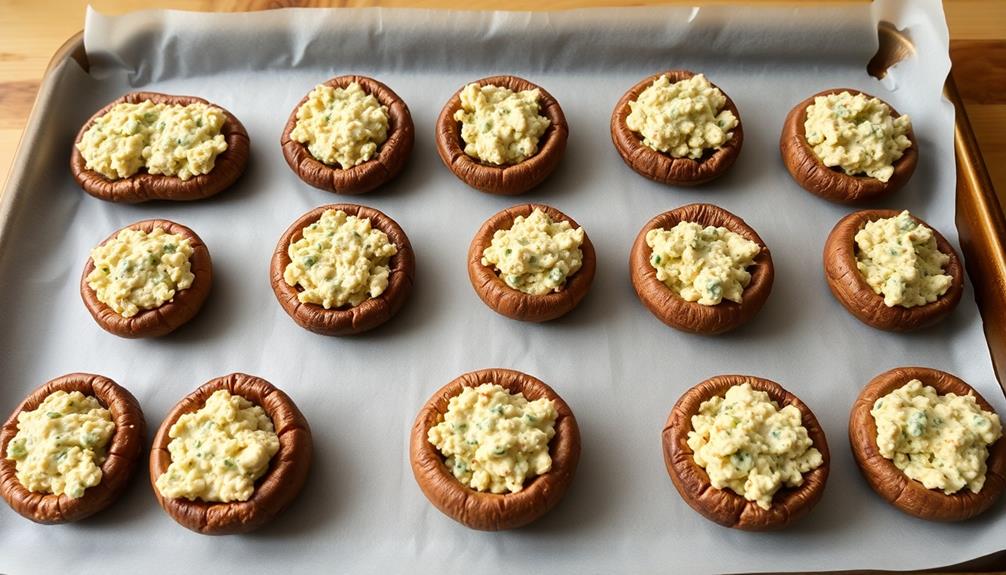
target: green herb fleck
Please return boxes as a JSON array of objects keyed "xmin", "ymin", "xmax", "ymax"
[
  {"xmin": 730, "ymin": 451, "xmax": 753, "ymax": 470},
  {"xmin": 907, "ymin": 410, "xmax": 927, "ymax": 437},
  {"xmin": 7, "ymin": 441, "xmax": 27, "ymax": 459}
]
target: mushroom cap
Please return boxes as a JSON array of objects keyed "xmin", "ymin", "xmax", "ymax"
[
  {"xmin": 468, "ymin": 203, "xmax": 596, "ymax": 322},
  {"xmin": 611, "ymin": 69, "xmax": 743, "ymax": 186},
  {"xmin": 823, "ymin": 209, "xmax": 963, "ymax": 331},
  {"xmin": 410, "ymin": 368, "xmax": 580, "ymax": 530},
  {"xmin": 149, "ymin": 373, "xmax": 312, "ymax": 535},
  {"xmin": 780, "ymin": 88, "xmax": 917, "ymax": 204},
  {"xmin": 270, "ymin": 203, "xmax": 415, "ymax": 335},
  {"xmin": 436, "ymin": 75, "xmax": 568, "ymax": 195},
  {"xmin": 849, "ymin": 366, "xmax": 1006, "ymax": 522},
  {"xmin": 281, "ymin": 75, "xmax": 414, "ymax": 195},
  {"xmin": 629, "ymin": 203, "xmax": 773, "ymax": 334},
  {"xmin": 71, "ymin": 91, "xmax": 249, "ymax": 203},
  {"xmin": 0, "ymin": 373, "xmax": 145, "ymax": 524},
  {"xmin": 80, "ymin": 219, "xmax": 212, "ymax": 339},
  {"xmin": 662, "ymin": 374, "xmax": 830, "ymax": 531}
]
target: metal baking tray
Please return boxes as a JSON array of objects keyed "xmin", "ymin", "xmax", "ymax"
[{"xmin": 0, "ymin": 7, "xmax": 1004, "ymax": 574}]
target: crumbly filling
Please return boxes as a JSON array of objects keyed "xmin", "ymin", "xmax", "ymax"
[
  {"xmin": 626, "ymin": 74, "xmax": 738, "ymax": 159},
  {"xmin": 5, "ymin": 391, "xmax": 115, "ymax": 498},
  {"xmin": 86, "ymin": 227, "xmax": 195, "ymax": 318},
  {"xmin": 804, "ymin": 91, "xmax": 912, "ymax": 182},
  {"xmin": 481, "ymin": 208, "xmax": 585, "ymax": 295},
  {"xmin": 855, "ymin": 211, "xmax": 952, "ymax": 308},
  {"xmin": 155, "ymin": 390, "xmax": 279, "ymax": 503},
  {"xmin": 76, "ymin": 100, "xmax": 228, "ymax": 181},
  {"xmin": 283, "ymin": 209, "xmax": 397, "ymax": 309},
  {"xmin": 427, "ymin": 383, "xmax": 557, "ymax": 494},
  {"xmin": 646, "ymin": 221, "xmax": 760, "ymax": 305},
  {"xmin": 872, "ymin": 379, "xmax": 1002, "ymax": 494},
  {"xmin": 454, "ymin": 83, "xmax": 551, "ymax": 165},
  {"xmin": 687, "ymin": 383, "xmax": 823, "ymax": 510},
  {"xmin": 290, "ymin": 82, "xmax": 389, "ymax": 168}
]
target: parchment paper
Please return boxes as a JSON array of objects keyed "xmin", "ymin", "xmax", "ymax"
[{"xmin": 1, "ymin": 1, "xmax": 1002, "ymax": 573}]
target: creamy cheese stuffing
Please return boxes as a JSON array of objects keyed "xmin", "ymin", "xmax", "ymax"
[
  {"xmin": 855, "ymin": 211, "xmax": 952, "ymax": 308},
  {"xmin": 290, "ymin": 82, "xmax": 389, "ymax": 168},
  {"xmin": 687, "ymin": 383, "xmax": 823, "ymax": 510},
  {"xmin": 87, "ymin": 227, "xmax": 195, "ymax": 318},
  {"xmin": 646, "ymin": 221, "xmax": 761, "ymax": 305},
  {"xmin": 428, "ymin": 383, "xmax": 558, "ymax": 494},
  {"xmin": 454, "ymin": 83, "xmax": 551, "ymax": 165},
  {"xmin": 283, "ymin": 209, "xmax": 398, "ymax": 309},
  {"xmin": 872, "ymin": 379, "xmax": 1002, "ymax": 495},
  {"xmin": 481, "ymin": 208, "xmax": 585, "ymax": 295},
  {"xmin": 76, "ymin": 100, "xmax": 228, "ymax": 181},
  {"xmin": 804, "ymin": 91, "xmax": 912, "ymax": 182},
  {"xmin": 5, "ymin": 391, "xmax": 115, "ymax": 499},
  {"xmin": 626, "ymin": 74, "xmax": 738, "ymax": 159},
  {"xmin": 155, "ymin": 390, "xmax": 279, "ymax": 503}
]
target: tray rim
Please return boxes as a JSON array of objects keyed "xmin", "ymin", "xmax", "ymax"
[{"xmin": 0, "ymin": 18, "xmax": 1003, "ymax": 575}]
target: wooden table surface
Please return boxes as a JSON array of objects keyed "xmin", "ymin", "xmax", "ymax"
[{"xmin": 1, "ymin": 1, "xmax": 1003, "ymax": 208}]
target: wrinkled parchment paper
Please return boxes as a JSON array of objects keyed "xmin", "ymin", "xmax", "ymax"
[{"xmin": 1, "ymin": 1, "xmax": 1002, "ymax": 572}]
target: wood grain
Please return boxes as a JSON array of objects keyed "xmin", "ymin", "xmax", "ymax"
[
  {"xmin": 950, "ymin": 40, "xmax": 1006, "ymax": 104},
  {"xmin": 1, "ymin": 0, "xmax": 1004, "ymax": 208}
]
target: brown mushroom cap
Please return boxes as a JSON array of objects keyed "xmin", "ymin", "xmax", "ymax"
[
  {"xmin": 611, "ymin": 70, "xmax": 743, "ymax": 186},
  {"xmin": 662, "ymin": 374, "xmax": 830, "ymax": 531},
  {"xmin": 780, "ymin": 88, "xmax": 917, "ymax": 204},
  {"xmin": 70, "ymin": 92, "xmax": 249, "ymax": 203},
  {"xmin": 149, "ymin": 373, "xmax": 312, "ymax": 535},
  {"xmin": 850, "ymin": 367, "xmax": 1006, "ymax": 521},
  {"xmin": 436, "ymin": 75, "xmax": 568, "ymax": 196},
  {"xmin": 0, "ymin": 373, "xmax": 145, "ymax": 524},
  {"xmin": 281, "ymin": 75, "xmax": 414, "ymax": 195},
  {"xmin": 823, "ymin": 209, "xmax": 963, "ymax": 331},
  {"xmin": 630, "ymin": 203, "xmax": 773, "ymax": 334},
  {"xmin": 80, "ymin": 219, "xmax": 213, "ymax": 339},
  {"xmin": 410, "ymin": 368, "xmax": 580, "ymax": 530},
  {"xmin": 270, "ymin": 203, "xmax": 415, "ymax": 335},
  {"xmin": 468, "ymin": 203, "xmax": 596, "ymax": 322}
]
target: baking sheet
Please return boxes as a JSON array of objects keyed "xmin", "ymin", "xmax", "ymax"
[{"xmin": 1, "ymin": 1, "xmax": 1002, "ymax": 573}]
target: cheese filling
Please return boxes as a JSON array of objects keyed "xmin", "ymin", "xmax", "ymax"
[
  {"xmin": 155, "ymin": 390, "xmax": 279, "ymax": 503},
  {"xmin": 646, "ymin": 221, "xmax": 761, "ymax": 305},
  {"xmin": 427, "ymin": 383, "xmax": 558, "ymax": 494},
  {"xmin": 283, "ymin": 209, "xmax": 397, "ymax": 309},
  {"xmin": 687, "ymin": 383, "xmax": 823, "ymax": 510},
  {"xmin": 626, "ymin": 74, "xmax": 738, "ymax": 159},
  {"xmin": 804, "ymin": 91, "xmax": 912, "ymax": 182},
  {"xmin": 481, "ymin": 208, "xmax": 585, "ymax": 296},
  {"xmin": 855, "ymin": 211, "xmax": 952, "ymax": 308},
  {"xmin": 290, "ymin": 82, "xmax": 389, "ymax": 168},
  {"xmin": 453, "ymin": 83, "xmax": 551, "ymax": 165},
  {"xmin": 76, "ymin": 100, "xmax": 228, "ymax": 181},
  {"xmin": 5, "ymin": 391, "xmax": 115, "ymax": 499},
  {"xmin": 872, "ymin": 379, "xmax": 1002, "ymax": 494},
  {"xmin": 86, "ymin": 227, "xmax": 195, "ymax": 318}
]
